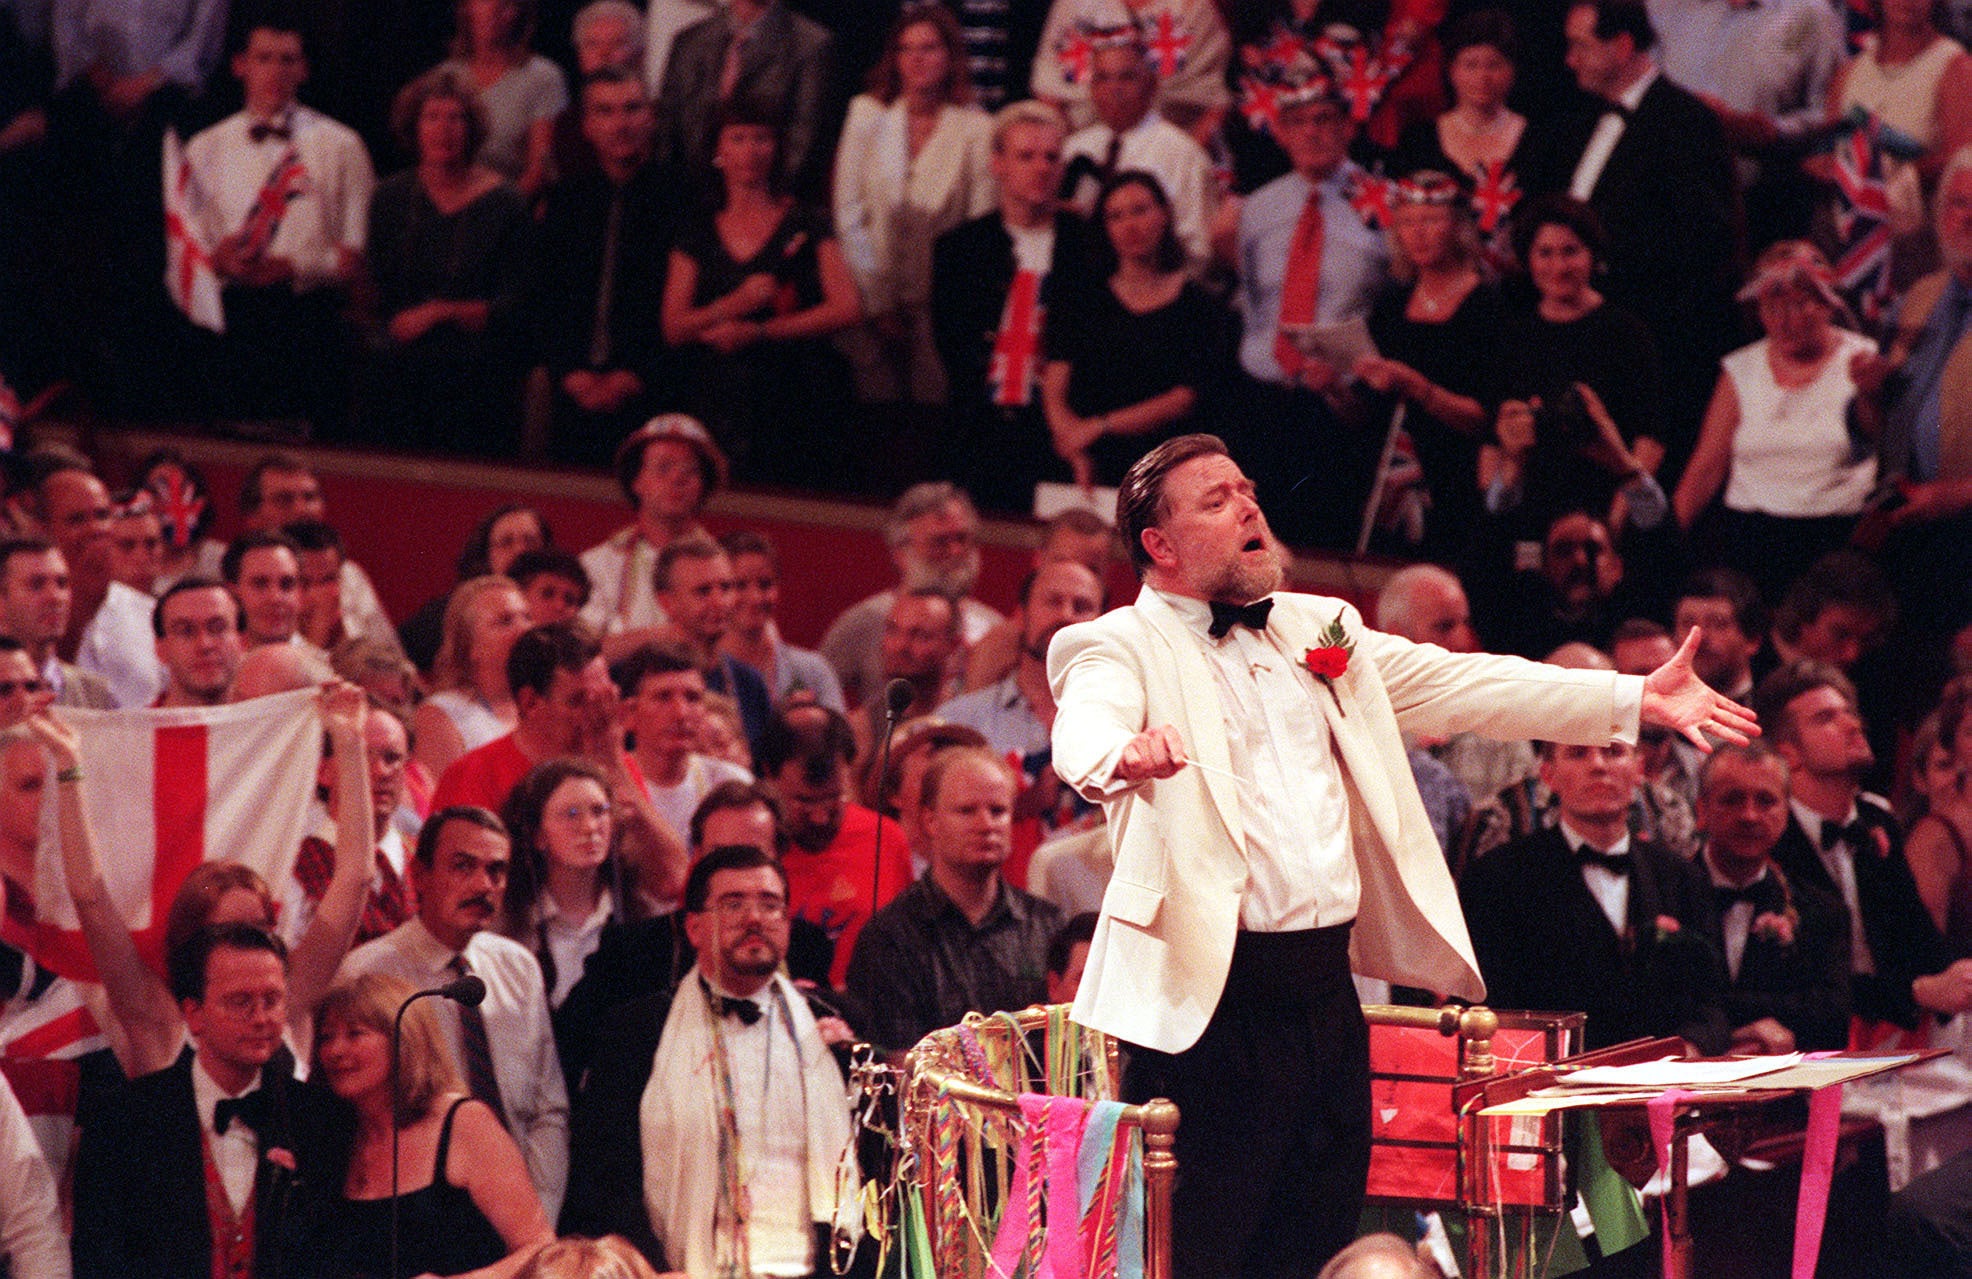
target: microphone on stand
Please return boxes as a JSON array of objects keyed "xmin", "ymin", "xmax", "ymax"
[
  {"xmin": 391, "ymin": 975, "xmax": 489, "ymax": 1279},
  {"xmin": 871, "ymin": 678, "xmax": 915, "ymax": 915}
]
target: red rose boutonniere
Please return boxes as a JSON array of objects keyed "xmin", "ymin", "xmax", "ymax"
[
  {"xmin": 1653, "ymin": 914, "xmax": 1681, "ymax": 944},
  {"xmin": 1751, "ymin": 909, "xmax": 1798, "ymax": 948},
  {"xmin": 1304, "ymin": 612, "xmax": 1354, "ymax": 716}
]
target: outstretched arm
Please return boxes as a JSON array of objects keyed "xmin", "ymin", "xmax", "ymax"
[
  {"xmin": 28, "ymin": 712, "xmax": 182, "ymax": 1077},
  {"xmin": 288, "ymin": 682, "xmax": 374, "ymax": 1023},
  {"xmin": 1640, "ymin": 628, "xmax": 1760, "ymax": 751}
]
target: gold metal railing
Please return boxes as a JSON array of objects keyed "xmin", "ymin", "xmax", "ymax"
[{"xmin": 899, "ymin": 1006, "xmax": 1179, "ymax": 1279}]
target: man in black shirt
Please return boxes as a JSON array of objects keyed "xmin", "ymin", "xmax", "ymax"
[{"xmin": 846, "ymin": 745, "xmax": 1063, "ymax": 1055}]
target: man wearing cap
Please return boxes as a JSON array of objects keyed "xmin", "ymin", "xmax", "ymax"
[
  {"xmin": 1231, "ymin": 74, "xmax": 1389, "ymax": 548},
  {"xmin": 579, "ymin": 416, "xmax": 727, "ymax": 661}
]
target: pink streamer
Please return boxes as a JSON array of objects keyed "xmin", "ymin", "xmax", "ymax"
[
  {"xmin": 991, "ymin": 1095, "xmax": 1096, "ymax": 1279},
  {"xmin": 1792, "ymin": 1053, "xmax": 1847, "ymax": 1279},
  {"xmin": 1644, "ymin": 1088, "xmax": 1697, "ymax": 1279}
]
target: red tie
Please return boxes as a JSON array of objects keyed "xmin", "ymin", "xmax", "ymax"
[{"xmin": 1273, "ymin": 188, "xmax": 1324, "ymax": 380}]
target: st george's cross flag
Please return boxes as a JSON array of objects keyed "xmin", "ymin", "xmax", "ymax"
[
  {"xmin": 15, "ymin": 689, "xmax": 322, "ymax": 983},
  {"xmin": 163, "ymin": 129, "xmax": 227, "ymax": 333},
  {"xmin": 0, "ymin": 690, "xmax": 319, "ymax": 1179}
]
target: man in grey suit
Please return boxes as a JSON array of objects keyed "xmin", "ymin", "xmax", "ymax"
[{"xmin": 653, "ymin": 0, "xmax": 832, "ymax": 194}]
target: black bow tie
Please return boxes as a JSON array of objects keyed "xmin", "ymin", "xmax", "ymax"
[
  {"xmin": 1207, "ymin": 597, "xmax": 1274, "ymax": 639},
  {"xmin": 248, "ymin": 121, "xmax": 292, "ymax": 143},
  {"xmin": 1575, "ymin": 845, "xmax": 1631, "ymax": 875},
  {"xmin": 213, "ymin": 1089, "xmax": 267, "ymax": 1135},
  {"xmin": 1820, "ymin": 818, "xmax": 1872, "ymax": 852},
  {"xmin": 1715, "ymin": 879, "xmax": 1771, "ymax": 910},
  {"xmin": 716, "ymin": 995, "xmax": 762, "ymax": 1025}
]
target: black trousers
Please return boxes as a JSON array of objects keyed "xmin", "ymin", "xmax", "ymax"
[
  {"xmin": 1886, "ymin": 1147, "xmax": 1972, "ymax": 1277},
  {"xmin": 1123, "ymin": 924, "xmax": 1371, "ymax": 1279}
]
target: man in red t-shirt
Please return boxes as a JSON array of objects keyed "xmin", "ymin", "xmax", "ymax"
[
  {"xmin": 431, "ymin": 623, "xmax": 615, "ymax": 815},
  {"xmin": 757, "ymin": 705, "xmax": 909, "ymax": 987}
]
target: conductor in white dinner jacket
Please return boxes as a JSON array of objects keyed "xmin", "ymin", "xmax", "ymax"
[{"xmin": 1047, "ymin": 433, "xmax": 1757, "ymax": 1278}]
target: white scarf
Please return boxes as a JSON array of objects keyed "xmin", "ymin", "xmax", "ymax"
[{"xmin": 640, "ymin": 967, "xmax": 858, "ymax": 1278}]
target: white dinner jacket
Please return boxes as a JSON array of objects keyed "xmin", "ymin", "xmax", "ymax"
[{"xmin": 1048, "ymin": 586, "xmax": 1641, "ymax": 1054}]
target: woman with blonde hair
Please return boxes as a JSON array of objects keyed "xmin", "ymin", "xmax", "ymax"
[
  {"xmin": 416, "ymin": 575, "xmax": 532, "ymax": 777},
  {"xmin": 1672, "ymin": 240, "xmax": 1878, "ymax": 600},
  {"xmin": 513, "ymin": 1235, "xmax": 661, "ymax": 1279},
  {"xmin": 311, "ymin": 972, "xmax": 553, "ymax": 1278}
]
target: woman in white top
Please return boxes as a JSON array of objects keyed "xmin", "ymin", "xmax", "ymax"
[
  {"xmin": 833, "ymin": 6, "xmax": 997, "ymax": 405},
  {"xmin": 1674, "ymin": 241, "xmax": 1879, "ymax": 601},
  {"xmin": 442, "ymin": 0, "xmax": 568, "ymax": 198},
  {"xmin": 414, "ymin": 575, "xmax": 530, "ymax": 777}
]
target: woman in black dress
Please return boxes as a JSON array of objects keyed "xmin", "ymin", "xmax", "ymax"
[
  {"xmin": 1040, "ymin": 171, "xmax": 1231, "ymax": 489},
  {"xmin": 660, "ymin": 100, "xmax": 862, "ymax": 487},
  {"xmin": 1356, "ymin": 170, "xmax": 1501, "ymax": 556},
  {"xmin": 1491, "ymin": 194, "xmax": 1667, "ymax": 537},
  {"xmin": 311, "ymin": 973, "xmax": 552, "ymax": 1278},
  {"xmin": 366, "ymin": 67, "xmax": 531, "ymax": 456}
]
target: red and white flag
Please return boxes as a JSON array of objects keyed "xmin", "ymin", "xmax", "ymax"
[
  {"xmin": 17, "ymin": 690, "xmax": 321, "ymax": 984},
  {"xmin": 162, "ymin": 129, "xmax": 226, "ymax": 333}
]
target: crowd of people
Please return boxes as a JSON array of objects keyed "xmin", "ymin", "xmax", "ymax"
[{"xmin": 0, "ymin": 0, "xmax": 1970, "ymax": 1269}]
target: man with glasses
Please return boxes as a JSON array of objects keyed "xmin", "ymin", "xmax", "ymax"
[
  {"xmin": 151, "ymin": 577, "xmax": 246, "ymax": 708},
  {"xmin": 74, "ymin": 923, "xmax": 345, "ymax": 1279},
  {"xmin": 566, "ymin": 844, "xmax": 858, "ymax": 1270}
]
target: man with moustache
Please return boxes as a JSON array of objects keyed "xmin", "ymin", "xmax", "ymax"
[
  {"xmin": 564, "ymin": 845, "xmax": 857, "ymax": 1270},
  {"xmin": 1046, "ymin": 434, "xmax": 1754, "ymax": 1277},
  {"xmin": 338, "ymin": 807, "xmax": 570, "ymax": 1221},
  {"xmin": 819, "ymin": 483, "xmax": 1004, "ymax": 705}
]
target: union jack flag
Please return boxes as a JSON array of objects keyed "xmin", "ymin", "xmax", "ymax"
[
  {"xmin": 1143, "ymin": 10, "xmax": 1191, "ymax": 77},
  {"xmin": 1347, "ymin": 172, "xmax": 1392, "ymax": 229},
  {"xmin": 236, "ymin": 147, "xmax": 310, "ymax": 260},
  {"xmin": 990, "ymin": 269, "xmax": 1046, "ymax": 408},
  {"xmin": 1830, "ymin": 116, "xmax": 1898, "ymax": 326},
  {"xmin": 1056, "ymin": 27, "xmax": 1095, "ymax": 84},
  {"xmin": 1470, "ymin": 161, "xmax": 1520, "ymax": 235}
]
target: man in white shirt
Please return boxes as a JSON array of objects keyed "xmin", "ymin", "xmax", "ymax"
[
  {"xmin": 231, "ymin": 455, "xmax": 400, "ymax": 663},
  {"xmin": 617, "ymin": 640, "xmax": 750, "ymax": 848},
  {"xmin": 339, "ymin": 807, "xmax": 571, "ymax": 1222},
  {"xmin": 1060, "ymin": 36, "xmax": 1213, "ymax": 264},
  {"xmin": 184, "ymin": 20, "xmax": 374, "ymax": 429}
]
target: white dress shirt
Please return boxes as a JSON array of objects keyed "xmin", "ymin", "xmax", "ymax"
[
  {"xmin": 579, "ymin": 528, "xmax": 670, "ymax": 637},
  {"xmin": 1789, "ymin": 798, "xmax": 1878, "ymax": 975},
  {"xmin": 183, "ymin": 105, "xmax": 375, "ymax": 291},
  {"xmin": 1560, "ymin": 818, "xmax": 1632, "ymax": 934},
  {"xmin": 1705, "ymin": 857, "xmax": 1771, "ymax": 980},
  {"xmin": 1570, "ymin": 65, "xmax": 1659, "ymax": 200},
  {"xmin": 706, "ymin": 979, "xmax": 814, "ymax": 1276},
  {"xmin": 1155, "ymin": 590, "xmax": 1357, "ymax": 931},
  {"xmin": 1063, "ymin": 111, "xmax": 1215, "ymax": 265},
  {"xmin": 532, "ymin": 888, "xmax": 615, "ymax": 1009},
  {"xmin": 339, "ymin": 918, "xmax": 570, "ymax": 1222},
  {"xmin": 0, "ymin": 1072, "xmax": 67, "ymax": 1279},
  {"xmin": 190, "ymin": 1056, "xmax": 259, "ymax": 1214},
  {"xmin": 76, "ymin": 580, "xmax": 165, "ymax": 707}
]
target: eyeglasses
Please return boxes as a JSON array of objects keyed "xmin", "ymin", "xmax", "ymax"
[
  {"xmin": 213, "ymin": 990, "xmax": 285, "ymax": 1018},
  {"xmin": 708, "ymin": 892, "xmax": 788, "ymax": 921},
  {"xmin": 548, "ymin": 801, "xmax": 612, "ymax": 824},
  {"xmin": 0, "ymin": 679, "xmax": 46, "ymax": 698}
]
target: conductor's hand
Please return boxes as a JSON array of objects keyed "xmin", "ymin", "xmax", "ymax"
[
  {"xmin": 1640, "ymin": 628, "xmax": 1761, "ymax": 752},
  {"xmin": 1115, "ymin": 725, "xmax": 1188, "ymax": 783}
]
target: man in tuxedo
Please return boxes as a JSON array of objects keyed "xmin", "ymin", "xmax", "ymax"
[
  {"xmin": 1528, "ymin": 0, "xmax": 1738, "ymax": 463},
  {"xmin": 561, "ymin": 844, "xmax": 856, "ymax": 1266},
  {"xmin": 1461, "ymin": 736, "xmax": 1731, "ymax": 1056},
  {"xmin": 1753, "ymin": 661, "xmax": 1972, "ymax": 1037},
  {"xmin": 1692, "ymin": 743, "xmax": 1850, "ymax": 1053},
  {"xmin": 72, "ymin": 923, "xmax": 346, "ymax": 1279},
  {"xmin": 1047, "ymin": 433, "xmax": 1753, "ymax": 1277},
  {"xmin": 931, "ymin": 99, "xmax": 1100, "ymax": 513}
]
